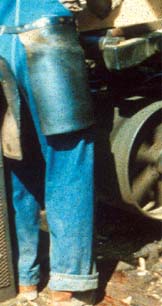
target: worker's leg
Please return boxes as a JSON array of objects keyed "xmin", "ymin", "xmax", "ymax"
[{"xmin": 45, "ymin": 127, "xmax": 98, "ymax": 292}]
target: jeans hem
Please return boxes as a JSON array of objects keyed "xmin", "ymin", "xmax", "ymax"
[
  {"xmin": 19, "ymin": 275, "xmax": 40, "ymax": 286},
  {"xmin": 19, "ymin": 280, "xmax": 39, "ymax": 286},
  {"xmin": 48, "ymin": 272, "xmax": 99, "ymax": 291}
]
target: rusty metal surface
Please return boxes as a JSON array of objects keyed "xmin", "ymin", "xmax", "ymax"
[
  {"xmin": 77, "ymin": 0, "xmax": 162, "ymax": 31},
  {"xmin": 108, "ymin": 18, "xmax": 162, "ymax": 38}
]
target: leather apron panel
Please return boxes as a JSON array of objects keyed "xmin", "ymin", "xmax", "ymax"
[
  {"xmin": 19, "ymin": 18, "xmax": 94, "ymax": 135},
  {"xmin": 0, "ymin": 57, "xmax": 22, "ymax": 160}
]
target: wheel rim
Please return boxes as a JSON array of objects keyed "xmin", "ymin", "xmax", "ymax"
[{"xmin": 111, "ymin": 101, "xmax": 162, "ymax": 219}]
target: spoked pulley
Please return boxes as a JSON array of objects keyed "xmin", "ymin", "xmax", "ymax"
[{"xmin": 111, "ymin": 101, "xmax": 162, "ymax": 219}]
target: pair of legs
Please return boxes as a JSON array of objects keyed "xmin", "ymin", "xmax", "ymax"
[
  {"xmin": 1, "ymin": 0, "xmax": 98, "ymax": 300},
  {"xmin": 7, "ymin": 125, "xmax": 98, "ymax": 300}
]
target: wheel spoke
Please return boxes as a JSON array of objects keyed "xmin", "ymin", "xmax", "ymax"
[
  {"xmin": 149, "ymin": 144, "xmax": 162, "ymax": 163},
  {"xmin": 136, "ymin": 141, "xmax": 162, "ymax": 165},
  {"xmin": 156, "ymin": 179, "xmax": 162, "ymax": 207},
  {"xmin": 153, "ymin": 123, "xmax": 162, "ymax": 144},
  {"xmin": 142, "ymin": 201, "xmax": 156, "ymax": 211},
  {"xmin": 132, "ymin": 166, "xmax": 159, "ymax": 202},
  {"xmin": 136, "ymin": 143, "xmax": 155, "ymax": 164}
]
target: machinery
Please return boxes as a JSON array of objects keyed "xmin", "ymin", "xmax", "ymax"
[
  {"xmin": 0, "ymin": 2, "xmax": 162, "ymax": 301},
  {"xmin": 80, "ymin": 18, "xmax": 162, "ymax": 220}
]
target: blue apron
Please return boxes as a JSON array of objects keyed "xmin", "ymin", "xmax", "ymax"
[{"xmin": 0, "ymin": 0, "xmax": 94, "ymax": 135}]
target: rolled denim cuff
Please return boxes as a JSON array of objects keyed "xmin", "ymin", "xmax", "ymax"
[{"xmin": 48, "ymin": 272, "xmax": 99, "ymax": 291}]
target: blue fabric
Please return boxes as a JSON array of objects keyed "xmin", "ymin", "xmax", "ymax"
[
  {"xmin": 0, "ymin": 0, "xmax": 72, "ymax": 26},
  {"xmin": 10, "ymin": 128, "xmax": 97, "ymax": 290},
  {"xmin": 1, "ymin": 0, "xmax": 97, "ymax": 291},
  {"xmin": 0, "ymin": 0, "xmax": 72, "ymax": 72},
  {"xmin": 0, "ymin": 0, "xmax": 94, "ymax": 136}
]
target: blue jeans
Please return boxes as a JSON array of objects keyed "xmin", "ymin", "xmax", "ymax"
[
  {"xmin": 1, "ymin": 0, "xmax": 98, "ymax": 292},
  {"xmin": 10, "ymin": 127, "xmax": 98, "ymax": 291}
]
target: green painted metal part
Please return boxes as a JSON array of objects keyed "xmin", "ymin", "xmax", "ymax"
[{"xmin": 100, "ymin": 30, "xmax": 162, "ymax": 70}]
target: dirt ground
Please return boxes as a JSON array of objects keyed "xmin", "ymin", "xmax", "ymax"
[{"xmin": 1, "ymin": 204, "xmax": 162, "ymax": 306}]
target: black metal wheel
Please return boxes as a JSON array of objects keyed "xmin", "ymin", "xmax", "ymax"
[{"xmin": 111, "ymin": 101, "xmax": 162, "ymax": 219}]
